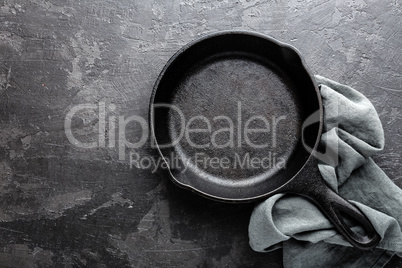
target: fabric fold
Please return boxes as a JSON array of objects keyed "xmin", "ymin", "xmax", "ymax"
[{"xmin": 248, "ymin": 76, "xmax": 402, "ymax": 267}]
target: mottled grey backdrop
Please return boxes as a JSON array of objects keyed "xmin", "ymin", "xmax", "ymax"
[{"xmin": 0, "ymin": 0, "xmax": 400, "ymax": 267}]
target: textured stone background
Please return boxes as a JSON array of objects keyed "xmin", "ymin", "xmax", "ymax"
[{"xmin": 0, "ymin": 0, "xmax": 400, "ymax": 267}]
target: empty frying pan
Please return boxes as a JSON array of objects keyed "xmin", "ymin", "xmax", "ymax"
[{"xmin": 149, "ymin": 31, "xmax": 380, "ymax": 250}]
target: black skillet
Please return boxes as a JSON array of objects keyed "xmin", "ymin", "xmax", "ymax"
[{"xmin": 149, "ymin": 31, "xmax": 380, "ymax": 250}]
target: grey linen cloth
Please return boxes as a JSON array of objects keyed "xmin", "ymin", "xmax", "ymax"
[{"xmin": 249, "ymin": 75, "xmax": 402, "ymax": 267}]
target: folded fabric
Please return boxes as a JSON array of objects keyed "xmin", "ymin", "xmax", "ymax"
[{"xmin": 248, "ymin": 75, "xmax": 402, "ymax": 267}]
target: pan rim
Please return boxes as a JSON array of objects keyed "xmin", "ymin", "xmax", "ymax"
[{"xmin": 149, "ymin": 30, "xmax": 323, "ymax": 202}]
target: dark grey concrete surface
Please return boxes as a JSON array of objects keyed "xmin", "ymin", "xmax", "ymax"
[{"xmin": 0, "ymin": 0, "xmax": 401, "ymax": 267}]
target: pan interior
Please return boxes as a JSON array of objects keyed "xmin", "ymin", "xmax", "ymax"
[
  {"xmin": 152, "ymin": 33, "xmax": 319, "ymax": 200},
  {"xmin": 170, "ymin": 54, "xmax": 300, "ymax": 180}
]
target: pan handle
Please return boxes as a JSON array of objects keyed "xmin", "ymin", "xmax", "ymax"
[{"xmin": 283, "ymin": 157, "xmax": 381, "ymax": 250}]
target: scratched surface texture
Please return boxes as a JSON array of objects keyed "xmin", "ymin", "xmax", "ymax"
[{"xmin": 0, "ymin": 0, "xmax": 401, "ymax": 267}]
